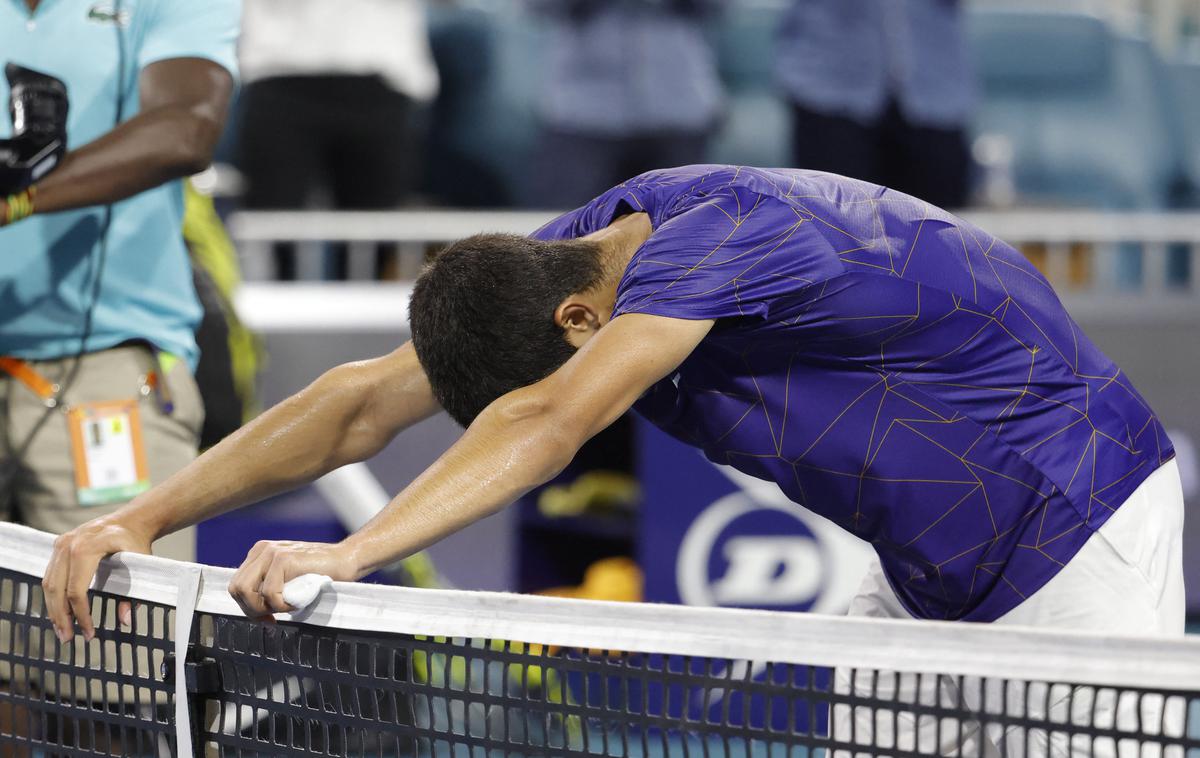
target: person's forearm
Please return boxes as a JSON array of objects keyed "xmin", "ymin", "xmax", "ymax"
[
  {"xmin": 339, "ymin": 389, "xmax": 580, "ymax": 578},
  {"xmin": 32, "ymin": 104, "xmax": 221, "ymax": 215},
  {"xmin": 114, "ymin": 353, "xmax": 435, "ymax": 542}
]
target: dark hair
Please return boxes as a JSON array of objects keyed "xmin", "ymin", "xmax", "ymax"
[{"xmin": 409, "ymin": 233, "xmax": 606, "ymax": 427}]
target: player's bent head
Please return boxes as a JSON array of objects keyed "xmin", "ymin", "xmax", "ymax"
[{"xmin": 410, "ymin": 233, "xmax": 606, "ymax": 427}]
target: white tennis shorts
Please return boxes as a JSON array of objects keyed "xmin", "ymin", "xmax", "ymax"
[{"xmin": 834, "ymin": 458, "xmax": 1187, "ymax": 757}]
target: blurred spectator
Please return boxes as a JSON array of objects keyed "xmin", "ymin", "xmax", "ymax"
[
  {"xmin": 528, "ymin": 0, "xmax": 724, "ymax": 208},
  {"xmin": 236, "ymin": 0, "xmax": 439, "ymax": 279},
  {"xmin": 775, "ymin": 0, "xmax": 976, "ymax": 208}
]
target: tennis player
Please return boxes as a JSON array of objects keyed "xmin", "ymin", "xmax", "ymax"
[{"xmin": 46, "ymin": 165, "xmax": 1183, "ymax": 643}]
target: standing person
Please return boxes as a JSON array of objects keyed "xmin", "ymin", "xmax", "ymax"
[
  {"xmin": 0, "ymin": 0, "xmax": 238, "ymax": 750},
  {"xmin": 776, "ymin": 0, "xmax": 977, "ymax": 208},
  {"xmin": 0, "ymin": 0, "xmax": 239, "ymax": 566},
  {"xmin": 529, "ymin": 0, "xmax": 725, "ymax": 208},
  {"xmin": 236, "ymin": 0, "xmax": 439, "ymax": 280}
]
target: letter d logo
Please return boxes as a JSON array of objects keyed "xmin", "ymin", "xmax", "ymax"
[{"xmin": 676, "ymin": 468, "xmax": 872, "ymax": 614}]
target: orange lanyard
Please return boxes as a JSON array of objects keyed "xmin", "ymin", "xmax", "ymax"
[
  {"xmin": 0, "ymin": 355, "xmax": 170, "ymax": 413},
  {"xmin": 0, "ymin": 357, "xmax": 61, "ymax": 407}
]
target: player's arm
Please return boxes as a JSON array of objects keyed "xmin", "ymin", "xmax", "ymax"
[
  {"xmin": 42, "ymin": 343, "xmax": 438, "ymax": 641},
  {"xmin": 19, "ymin": 58, "xmax": 233, "ymax": 216},
  {"xmin": 229, "ymin": 314, "xmax": 714, "ymax": 618}
]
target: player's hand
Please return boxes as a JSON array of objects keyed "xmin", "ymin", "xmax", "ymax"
[
  {"xmin": 43, "ymin": 516, "xmax": 154, "ymax": 643},
  {"xmin": 228, "ymin": 540, "xmax": 358, "ymax": 620}
]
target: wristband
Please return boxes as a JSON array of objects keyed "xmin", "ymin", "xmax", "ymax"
[{"xmin": 1, "ymin": 186, "xmax": 36, "ymax": 227}]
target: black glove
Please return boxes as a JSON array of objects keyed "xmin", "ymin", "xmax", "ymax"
[{"xmin": 0, "ymin": 63, "xmax": 69, "ymax": 195}]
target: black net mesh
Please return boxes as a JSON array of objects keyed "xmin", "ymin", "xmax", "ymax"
[
  {"xmin": 0, "ymin": 567, "xmax": 177, "ymax": 757},
  {"xmin": 2, "ymin": 563, "xmax": 1199, "ymax": 758},
  {"xmin": 190, "ymin": 612, "xmax": 1200, "ymax": 758}
]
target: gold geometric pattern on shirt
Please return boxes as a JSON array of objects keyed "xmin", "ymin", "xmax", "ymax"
[{"xmin": 612, "ymin": 167, "xmax": 1165, "ymax": 618}]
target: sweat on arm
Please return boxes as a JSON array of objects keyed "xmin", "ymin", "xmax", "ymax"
[{"xmin": 230, "ymin": 312, "xmax": 713, "ymax": 618}]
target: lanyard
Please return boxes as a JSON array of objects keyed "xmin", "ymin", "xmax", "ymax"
[
  {"xmin": 0, "ymin": 353, "xmax": 175, "ymax": 414},
  {"xmin": 0, "ymin": 356, "xmax": 62, "ymax": 407}
]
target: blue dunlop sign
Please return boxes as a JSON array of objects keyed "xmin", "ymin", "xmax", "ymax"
[
  {"xmin": 637, "ymin": 419, "xmax": 873, "ymax": 614},
  {"xmin": 629, "ymin": 419, "xmax": 875, "ymax": 735}
]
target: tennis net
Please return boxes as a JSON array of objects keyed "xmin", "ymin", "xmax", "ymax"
[{"xmin": 1, "ymin": 522, "xmax": 1197, "ymax": 758}]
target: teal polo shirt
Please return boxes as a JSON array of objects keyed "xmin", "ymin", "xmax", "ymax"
[{"xmin": 0, "ymin": 0, "xmax": 240, "ymax": 369}]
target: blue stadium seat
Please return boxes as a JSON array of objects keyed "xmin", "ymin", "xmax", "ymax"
[
  {"xmin": 1168, "ymin": 56, "xmax": 1200, "ymax": 206},
  {"xmin": 706, "ymin": 3, "xmax": 791, "ymax": 169},
  {"xmin": 707, "ymin": 92, "xmax": 792, "ymax": 169},
  {"xmin": 424, "ymin": 3, "xmax": 546, "ymax": 207},
  {"xmin": 711, "ymin": 1, "xmax": 780, "ymax": 92},
  {"xmin": 967, "ymin": 9, "xmax": 1180, "ymax": 210},
  {"xmin": 475, "ymin": 5, "xmax": 549, "ymax": 206}
]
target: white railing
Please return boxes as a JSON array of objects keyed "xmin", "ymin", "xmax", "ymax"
[
  {"xmin": 228, "ymin": 209, "xmax": 1200, "ymax": 331},
  {"xmin": 962, "ymin": 209, "xmax": 1200, "ymax": 305},
  {"xmin": 229, "ymin": 210, "xmax": 558, "ymax": 282}
]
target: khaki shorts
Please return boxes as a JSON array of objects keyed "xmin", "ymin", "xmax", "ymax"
[{"xmin": 0, "ymin": 344, "xmax": 204, "ymax": 704}]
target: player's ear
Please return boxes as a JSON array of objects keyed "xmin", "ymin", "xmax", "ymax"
[{"xmin": 555, "ymin": 297, "xmax": 602, "ymax": 344}]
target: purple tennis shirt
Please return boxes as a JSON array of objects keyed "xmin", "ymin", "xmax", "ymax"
[{"xmin": 532, "ymin": 166, "xmax": 1172, "ymax": 622}]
